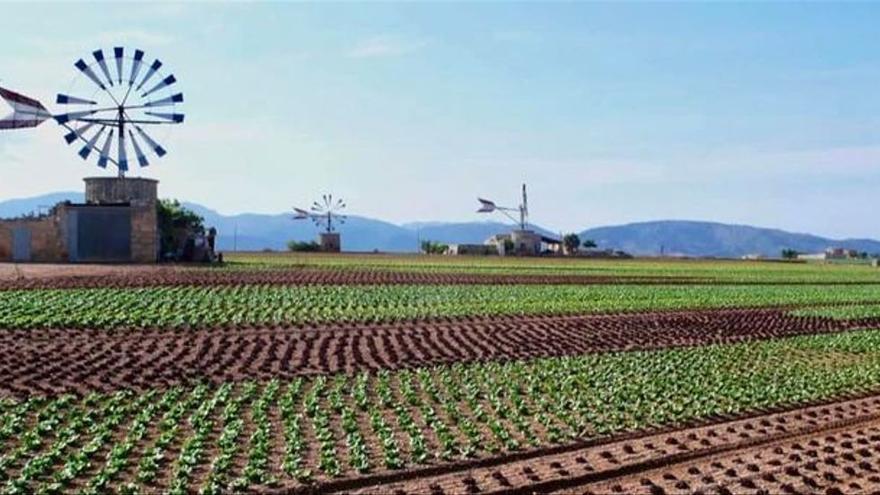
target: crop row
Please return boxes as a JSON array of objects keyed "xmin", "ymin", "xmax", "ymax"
[
  {"xmin": 3, "ymin": 284, "xmax": 880, "ymax": 329},
  {"xmin": 3, "ymin": 329, "xmax": 880, "ymax": 491},
  {"xmin": 225, "ymin": 252, "xmax": 880, "ymax": 283},
  {"xmin": 790, "ymin": 303, "xmax": 880, "ymax": 321}
]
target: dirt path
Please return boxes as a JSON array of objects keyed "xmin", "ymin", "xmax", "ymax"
[
  {"xmin": 0, "ymin": 308, "xmax": 873, "ymax": 397},
  {"xmin": 336, "ymin": 393, "xmax": 880, "ymax": 495}
]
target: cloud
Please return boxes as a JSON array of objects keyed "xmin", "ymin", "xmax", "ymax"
[
  {"xmin": 347, "ymin": 35, "xmax": 428, "ymax": 59},
  {"xmin": 22, "ymin": 30, "xmax": 175, "ymax": 58},
  {"xmin": 94, "ymin": 30, "xmax": 176, "ymax": 47}
]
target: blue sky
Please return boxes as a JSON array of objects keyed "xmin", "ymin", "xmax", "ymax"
[{"xmin": 1, "ymin": 2, "xmax": 879, "ymax": 238}]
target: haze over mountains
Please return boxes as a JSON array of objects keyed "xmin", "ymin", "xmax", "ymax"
[{"xmin": 3, "ymin": 192, "xmax": 880, "ymax": 258}]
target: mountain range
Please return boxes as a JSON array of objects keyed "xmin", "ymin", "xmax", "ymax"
[{"xmin": 3, "ymin": 192, "xmax": 880, "ymax": 258}]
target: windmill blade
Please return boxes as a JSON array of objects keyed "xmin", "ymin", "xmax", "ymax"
[
  {"xmin": 145, "ymin": 112, "xmax": 185, "ymax": 123},
  {"xmin": 79, "ymin": 126, "xmax": 106, "ymax": 159},
  {"xmin": 128, "ymin": 130, "xmax": 149, "ymax": 167},
  {"xmin": 134, "ymin": 125, "xmax": 167, "ymax": 157},
  {"xmin": 114, "ymin": 47, "xmax": 124, "ymax": 85},
  {"xmin": 97, "ymin": 128, "xmax": 115, "ymax": 168},
  {"xmin": 0, "ymin": 86, "xmax": 50, "ymax": 129},
  {"xmin": 477, "ymin": 198, "xmax": 496, "ymax": 213},
  {"xmin": 75, "ymin": 59, "xmax": 107, "ymax": 91},
  {"xmin": 53, "ymin": 109, "xmax": 98, "ymax": 124},
  {"xmin": 92, "ymin": 49, "xmax": 114, "ymax": 87},
  {"xmin": 117, "ymin": 126, "xmax": 128, "ymax": 171},
  {"xmin": 128, "ymin": 49, "xmax": 145, "ymax": 86},
  {"xmin": 56, "ymin": 94, "xmax": 97, "ymax": 105},
  {"xmin": 293, "ymin": 207, "xmax": 310, "ymax": 219},
  {"xmin": 136, "ymin": 59, "xmax": 163, "ymax": 91},
  {"xmin": 63, "ymin": 122, "xmax": 96, "ymax": 144},
  {"xmin": 141, "ymin": 74, "xmax": 175, "ymax": 98},
  {"xmin": 144, "ymin": 93, "xmax": 183, "ymax": 107}
]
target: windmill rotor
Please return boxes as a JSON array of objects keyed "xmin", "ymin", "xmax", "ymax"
[
  {"xmin": 0, "ymin": 46, "xmax": 185, "ymax": 177},
  {"xmin": 476, "ymin": 183, "xmax": 530, "ymax": 230},
  {"xmin": 293, "ymin": 194, "xmax": 348, "ymax": 233}
]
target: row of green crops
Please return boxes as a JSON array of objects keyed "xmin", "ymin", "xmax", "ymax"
[
  {"xmin": 4, "ymin": 284, "xmax": 880, "ymax": 329},
  {"xmin": 790, "ymin": 303, "xmax": 880, "ymax": 320},
  {"xmin": 223, "ymin": 252, "xmax": 880, "ymax": 283},
  {"xmin": 3, "ymin": 328, "xmax": 880, "ymax": 492}
]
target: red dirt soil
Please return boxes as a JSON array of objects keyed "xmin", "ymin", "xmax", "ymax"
[
  {"xmin": 0, "ymin": 262, "xmax": 699, "ymax": 289},
  {"xmin": 0, "ymin": 308, "xmax": 872, "ymax": 397},
  {"xmin": 338, "ymin": 393, "xmax": 880, "ymax": 495},
  {"xmin": 6, "ymin": 263, "xmax": 880, "ymax": 289}
]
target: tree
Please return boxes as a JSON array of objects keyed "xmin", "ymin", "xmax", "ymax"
[
  {"xmin": 502, "ymin": 239, "xmax": 515, "ymax": 255},
  {"xmin": 781, "ymin": 248, "xmax": 799, "ymax": 260},
  {"xmin": 420, "ymin": 240, "xmax": 449, "ymax": 255},
  {"xmin": 562, "ymin": 233, "xmax": 581, "ymax": 255},
  {"xmin": 157, "ymin": 199, "xmax": 205, "ymax": 257},
  {"xmin": 287, "ymin": 240, "xmax": 321, "ymax": 252},
  {"xmin": 582, "ymin": 239, "xmax": 598, "ymax": 249}
]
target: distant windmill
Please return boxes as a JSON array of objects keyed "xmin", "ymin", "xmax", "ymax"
[
  {"xmin": 477, "ymin": 184, "xmax": 546, "ymax": 256},
  {"xmin": 477, "ymin": 183, "xmax": 529, "ymax": 230},
  {"xmin": 293, "ymin": 194, "xmax": 347, "ymax": 252}
]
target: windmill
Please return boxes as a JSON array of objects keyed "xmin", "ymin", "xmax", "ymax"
[
  {"xmin": 477, "ymin": 183, "xmax": 544, "ymax": 256},
  {"xmin": 0, "ymin": 47, "xmax": 184, "ymax": 178},
  {"xmin": 477, "ymin": 183, "xmax": 529, "ymax": 230},
  {"xmin": 293, "ymin": 194, "xmax": 347, "ymax": 252}
]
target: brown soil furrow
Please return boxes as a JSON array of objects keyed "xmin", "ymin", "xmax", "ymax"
[
  {"xmin": 336, "ymin": 393, "xmax": 880, "ymax": 495},
  {"xmin": 0, "ymin": 265, "xmax": 711, "ymax": 290},
  {"xmin": 0, "ymin": 307, "xmax": 875, "ymax": 398},
  {"xmin": 7, "ymin": 264, "xmax": 880, "ymax": 290}
]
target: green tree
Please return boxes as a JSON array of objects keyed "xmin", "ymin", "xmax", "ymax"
[
  {"xmin": 420, "ymin": 240, "xmax": 449, "ymax": 255},
  {"xmin": 582, "ymin": 239, "xmax": 598, "ymax": 249},
  {"xmin": 287, "ymin": 240, "xmax": 321, "ymax": 252},
  {"xmin": 781, "ymin": 248, "xmax": 799, "ymax": 260},
  {"xmin": 502, "ymin": 239, "xmax": 515, "ymax": 255},
  {"xmin": 157, "ymin": 199, "xmax": 205, "ymax": 257},
  {"xmin": 562, "ymin": 233, "xmax": 581, "ymax": 254}
]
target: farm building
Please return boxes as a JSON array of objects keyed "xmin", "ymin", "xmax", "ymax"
[
  {"xmin": 0, "ymin": 177, "xmax": 159, "ymax": 263},
  {"xmin": 484, "ymin": 230, "xmax": 560, "ymax": 256},
  {"xmin": 797, "ymin": 247, "xmax": 860, "ymax": 261},
  {"xmin": 446, "ymin": 244, "xmax": 498, "ymax": 256}
]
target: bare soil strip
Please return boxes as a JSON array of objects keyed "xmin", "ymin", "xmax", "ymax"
[
  {"xmin": 0, "ymin": 308, "xmax": 873, "ymax": 397},
  {"xmin": 336, "ymin": 392, "xmax": 880, "ymax": 495},
  {"xmin": 0, "ymin": 264, "xmax": 701, "ymax": 289}
]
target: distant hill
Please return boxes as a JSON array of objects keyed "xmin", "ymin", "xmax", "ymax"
[
  {"xmin": 0, "ymin": 192, "xmax": 82, "ymax": 218},
  {"xmin": 2, "ymin": 193, "xmax": 879, "ymax": 256},
  {"xmin": 580, "ymin": 220, "xmax": 880, "ymax": 258}
]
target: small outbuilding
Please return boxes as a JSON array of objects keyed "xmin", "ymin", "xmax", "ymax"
[{"xmin": 0, "ymin": 177, "xmax": 159, "ymax": 263}]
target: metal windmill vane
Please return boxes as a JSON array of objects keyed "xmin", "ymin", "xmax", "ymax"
[
  {"xmin": 293, "ymin": 194, "xmax": 347, "ymax": 233},
  {"xmin": 0, "ymin": 46, "xmax": 184, "ymax": 177},
  {"xmin": 477, "ymin": 183, "xmax": 529, "ymax": 230}
]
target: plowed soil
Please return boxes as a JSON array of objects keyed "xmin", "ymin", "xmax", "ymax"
[
  {"xmin": 0, "ymin": 263, "xmax": 698, "ymax": 289},
  {"xmin": 0, "ymin": 308, "xmax": 872, "ymax": 397},
  {"xmin": 340, "ymin": 393, "xmax": 880, "ymax": 495}
]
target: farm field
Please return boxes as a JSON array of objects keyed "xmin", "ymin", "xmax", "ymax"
[{"xmin": 2, "ymin": 254, "xmax": 880, "ymax": 493}]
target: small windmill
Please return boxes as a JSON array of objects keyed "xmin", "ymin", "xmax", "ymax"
[
  {"xmin": 293, "ymin": 194, "xmax": 347, "ymax": 252},
  {"xmin": 477, "ymin": 183, "xmax": 543, "ymax": 256},
  {"xmin": 477, "ymin": 183, "xmax": 529, "ymax": 230}
]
